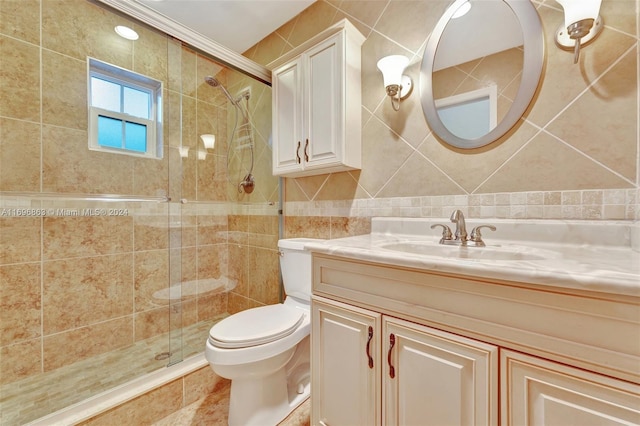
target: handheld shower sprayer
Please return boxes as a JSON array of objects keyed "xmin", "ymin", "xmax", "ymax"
[{"xmin": 203, "ymin": 75, "xmax": 255, "ymax": 195}]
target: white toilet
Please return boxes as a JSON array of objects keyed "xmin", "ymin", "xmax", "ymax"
[{"xmin": 205, "ymin": 238, "xmax": 324, "ymax": 426}]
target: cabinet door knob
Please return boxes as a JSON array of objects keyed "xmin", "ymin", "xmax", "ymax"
[
  {"xmin": 296, "ymin": 141, "xmax": 301, "ymax": 164},
  {"xmin": 366, "ymin": 326, "xmax": 374, "ymax": 369},
  {"xmin": 304, "ymin": 139, "xmax": 310, "ymax": 162},
  {"xmin": 388, "ymin": 333, "xmax": 396, "ymax": 379}
]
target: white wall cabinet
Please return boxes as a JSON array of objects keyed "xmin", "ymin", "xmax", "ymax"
[
  {"xmin": 311, "ymin": 296, "xmax": 499, "ymax": 426},
  {"xmin": 270, "ymin": 19, "xmax": 364, "ymax": 177},
  {"xmin": 311, "ymin": 254, "xmax": 640, "ymax": 426}
]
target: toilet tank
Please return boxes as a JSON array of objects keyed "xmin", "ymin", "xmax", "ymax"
[{"xmin": 278, "ymin": 238, "xmax": 325, "ymax": 302}]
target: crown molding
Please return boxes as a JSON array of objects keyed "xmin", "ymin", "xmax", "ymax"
[{"xmin": 95, "ymin": 0, "xmax": 272, "ymax": 85}]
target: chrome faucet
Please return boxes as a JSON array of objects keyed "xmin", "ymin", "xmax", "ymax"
[{"xmin": 430, "ymin": 210, "xmax": 497, "ymax": 247}]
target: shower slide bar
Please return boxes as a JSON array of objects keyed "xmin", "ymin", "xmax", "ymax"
[{"xmin": 0, "ymin": 191, "xmax": 170, "ymax": 203}]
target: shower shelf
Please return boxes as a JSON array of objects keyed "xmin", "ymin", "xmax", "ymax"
[
  {"xmin": 0, "ymin": 191, "xmax": 170, "ymax": 203},
  {"xmin": 234, "ymin": 141, "xmax": 254, "ymax": 151}
]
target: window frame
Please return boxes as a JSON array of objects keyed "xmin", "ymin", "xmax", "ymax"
[{"xmin": 87, "ymin": 57, "xmax": 163, "ymax": 159}]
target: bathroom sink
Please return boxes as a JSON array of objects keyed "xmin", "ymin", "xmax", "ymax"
[{"xmin": 377, "ymin": 241, "xmax": 548, "ymax": 261}]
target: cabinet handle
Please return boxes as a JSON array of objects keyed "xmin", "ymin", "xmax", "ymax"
[
  {"xmin": 366, "ymin": 326, "xmax": 374, "ymax": 369},
  {"xmin": 304, "ymin": 139, "xmax": 309, "ymax": 162},
  {"xmin": 388, "ymin": 333, "xmax": 396, "ymax": 379},
  {"xmin": 296, "ymin": 141, "xmax": 301, "ymax": 164}
]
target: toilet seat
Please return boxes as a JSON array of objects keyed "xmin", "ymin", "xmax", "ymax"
[{"xmin": 209, "ymin": 304, "xmax": 304, "ymax": 349}]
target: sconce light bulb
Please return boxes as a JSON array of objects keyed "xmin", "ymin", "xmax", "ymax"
[
  {"xmin": 200, "ymin": 134, "xmax": 215, "ymax": 150},
  {"xmin": 377, "ymin": 55, "xmax": 413, "ymax": 111},
  {"xmin": 554, "ymin": 0, "xmax": 603, "ymax": 63},
  {"xmin": 377, "ymin": 55, "xmax": 409, "ymax": 88}
]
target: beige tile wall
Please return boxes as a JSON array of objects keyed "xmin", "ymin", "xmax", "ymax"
[
  {"xmin": 0, "ymin": 0, "xmax": 278, "ymax": 397},
  {"xmin": 244, "ymin": 0, "xmax": 640, "ymax": 236}
]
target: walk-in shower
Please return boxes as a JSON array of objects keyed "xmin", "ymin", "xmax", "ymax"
[
  {"xmin": 205, "ymin": 76, "xmax": 256, "ymax": 195},
  {"xmin": 0, "ymin": 1, "xmax": 279, "ymax": 423}
]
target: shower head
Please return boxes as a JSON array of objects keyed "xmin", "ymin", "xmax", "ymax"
[
  {"xmin": 204, "ymin": 75, "xmax": 221, "ymax": 87},
  {"xmin": 204, "ymin": 75, "xmax": 237, "ymax": 106}
]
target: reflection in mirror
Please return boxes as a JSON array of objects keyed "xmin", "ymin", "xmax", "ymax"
[
  {"xmin": 436, "ymin": 85, "xmax": 497, "ymax": 139},
  {"xmin": 421, "ymin": 0, "xmax": 544, "ymax": 149}
]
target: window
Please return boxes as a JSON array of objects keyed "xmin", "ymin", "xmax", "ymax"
[
  {"xmin": 435, "ymin": 85, "xmax": 497, "ymax": 140},
  {"xmin": 88, "ymin": 58, "xmax": 163, "ymax": 159}
]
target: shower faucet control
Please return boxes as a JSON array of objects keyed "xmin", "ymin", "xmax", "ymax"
[{"xmin": 238, "ymin": 174, "xmax": 255, "ymax": 194}]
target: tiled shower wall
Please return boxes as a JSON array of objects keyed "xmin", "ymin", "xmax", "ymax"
[
  {"xmin": 244, "ymin": 0, "xmax": 640, "ymax": 238},
  {"xmin": 0, "ymin": 0, "xmax": 279, "ymax": 393}
]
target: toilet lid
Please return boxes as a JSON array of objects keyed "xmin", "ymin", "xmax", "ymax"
[{"xmin": 208, "ymin": 304, "xmax": 304, "ymax": 349}]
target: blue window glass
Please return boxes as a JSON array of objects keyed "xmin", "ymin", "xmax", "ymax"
[
  {"xmin": 124, "ymin": 87, "xmax": 150, "ymax": 119},
  {"xmin": 89, "ymin": 58, "xmax": 161, "ymax": 159},
  {"xmin": 91, "ymin": 77, "xmax": 121, "ymax": 112},
  {"xmin": 125, "ymin": 122, "xmax": 147, "ymax": 152},
  {"xmin": 438, "ymin": 96, "xmax": 491, "ymax": 140},
  {"xmin": 98, "ymin": 115, "xmax": 123, "ymax": 148}
]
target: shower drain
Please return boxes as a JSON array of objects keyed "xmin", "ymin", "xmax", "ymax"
[{"xmin": 154, "ymin": 351, "xmax": 172, "ymax": 360}]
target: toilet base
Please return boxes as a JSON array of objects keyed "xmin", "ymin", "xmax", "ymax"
[
  {"xmin": 226, "ymin": 336, "xmax": 310, "ymax": 426},
  {"xmin": 227, "ymin": 368, "xmax": 310, "ymax": 426}
]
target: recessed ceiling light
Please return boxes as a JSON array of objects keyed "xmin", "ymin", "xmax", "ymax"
[{"xmin": 115, "ymin": 25, "xmax": 139, "ymax": 40}]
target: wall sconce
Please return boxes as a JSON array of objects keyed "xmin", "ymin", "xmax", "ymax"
[
  {"xmin": 197, "ymin": 150, "xmax": 207, "ymax": 161},
  {"xmin": 555, "ymin": 0, "xmax": 603, "ymax": 64},
  {"xmin": 376, "ymin": 55, "xmax": 413, "ymax": 111},
  {"xmin": 200, "ymin": 134, "xmax": 215, "ymax": 150},
  {"xmin": 178, "ymin": 146, "xmax": 189, "ymax": 158}
]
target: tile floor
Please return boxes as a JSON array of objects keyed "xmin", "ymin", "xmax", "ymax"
[{"xmin": 152, "ymin": 380, "xmax": 310, "ymax": 426}]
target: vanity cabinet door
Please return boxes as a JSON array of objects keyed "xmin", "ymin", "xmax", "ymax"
[
  {"xmin": 312, "ymin": 296, "xmax": 382, "ymax": 426},
  {"xmin": 501, "ymin": 349, "xmax": 640, "ymax": 425},
  {"xmin": 383, "ymin": 317, "xmax": 498, "ymax": 426}
]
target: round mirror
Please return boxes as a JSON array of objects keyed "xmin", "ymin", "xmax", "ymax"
[{"xmin": 420, "ymin": 0, "xmax": 544, "ymax": 149}]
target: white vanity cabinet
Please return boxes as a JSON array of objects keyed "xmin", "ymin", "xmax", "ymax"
[
  {"xmin": 502, "ymin": 350, "xmax": 640, "ymax": 425},
  {"xmin": 270, "ymin": 19, "xmax": 364, "ymax": 177},
  {"xmin": 311, "ymin": 296, "xmax": 499, "ymax": 426},
  {"xmin": 311, "ymin": 297, "xmax": 381, "ymax": 426},
  {"xmin": 310, "ymin": 253, "xmax": 640, "ymax": 426}
]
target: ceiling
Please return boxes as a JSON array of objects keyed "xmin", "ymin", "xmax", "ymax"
[{"xmin": 136, "ymin": 0, "xmax": 316, "ymax": 54}]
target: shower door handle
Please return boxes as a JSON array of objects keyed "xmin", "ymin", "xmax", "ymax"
[
  {"xmin": 295, "ymin": 141, "xmax": 301, "ymax": 164},
  {"xmin": 304, "ymin": 139, "xmax": 309, "ymax": 162}
]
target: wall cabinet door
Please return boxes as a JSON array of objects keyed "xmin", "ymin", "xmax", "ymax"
[
  {"xmin": 271, "ymin": 20, "xmax": 363, "ymax": 177},
  {"xmin": 502, "ymin": 349, "xmax": 640, "ymax": 425},
  {"xmin": 303, "ymin": 34, "xmax": 342, "ymax": 170},
  {"xmin": 272, "ymin": 57, "xmax": 304, "ymax": 175},
  {"xmin": 383, "ymin": 317, "xmax": 498, "ymax": 426},
  {"xmin": 311, "ymin": 296, "xmax": 381, "ymax": 426}
]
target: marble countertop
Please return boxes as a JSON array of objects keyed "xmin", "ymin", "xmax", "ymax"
[{"xmin": 304, "ymin": 217, "xmax": 640, "ymax": 297}]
